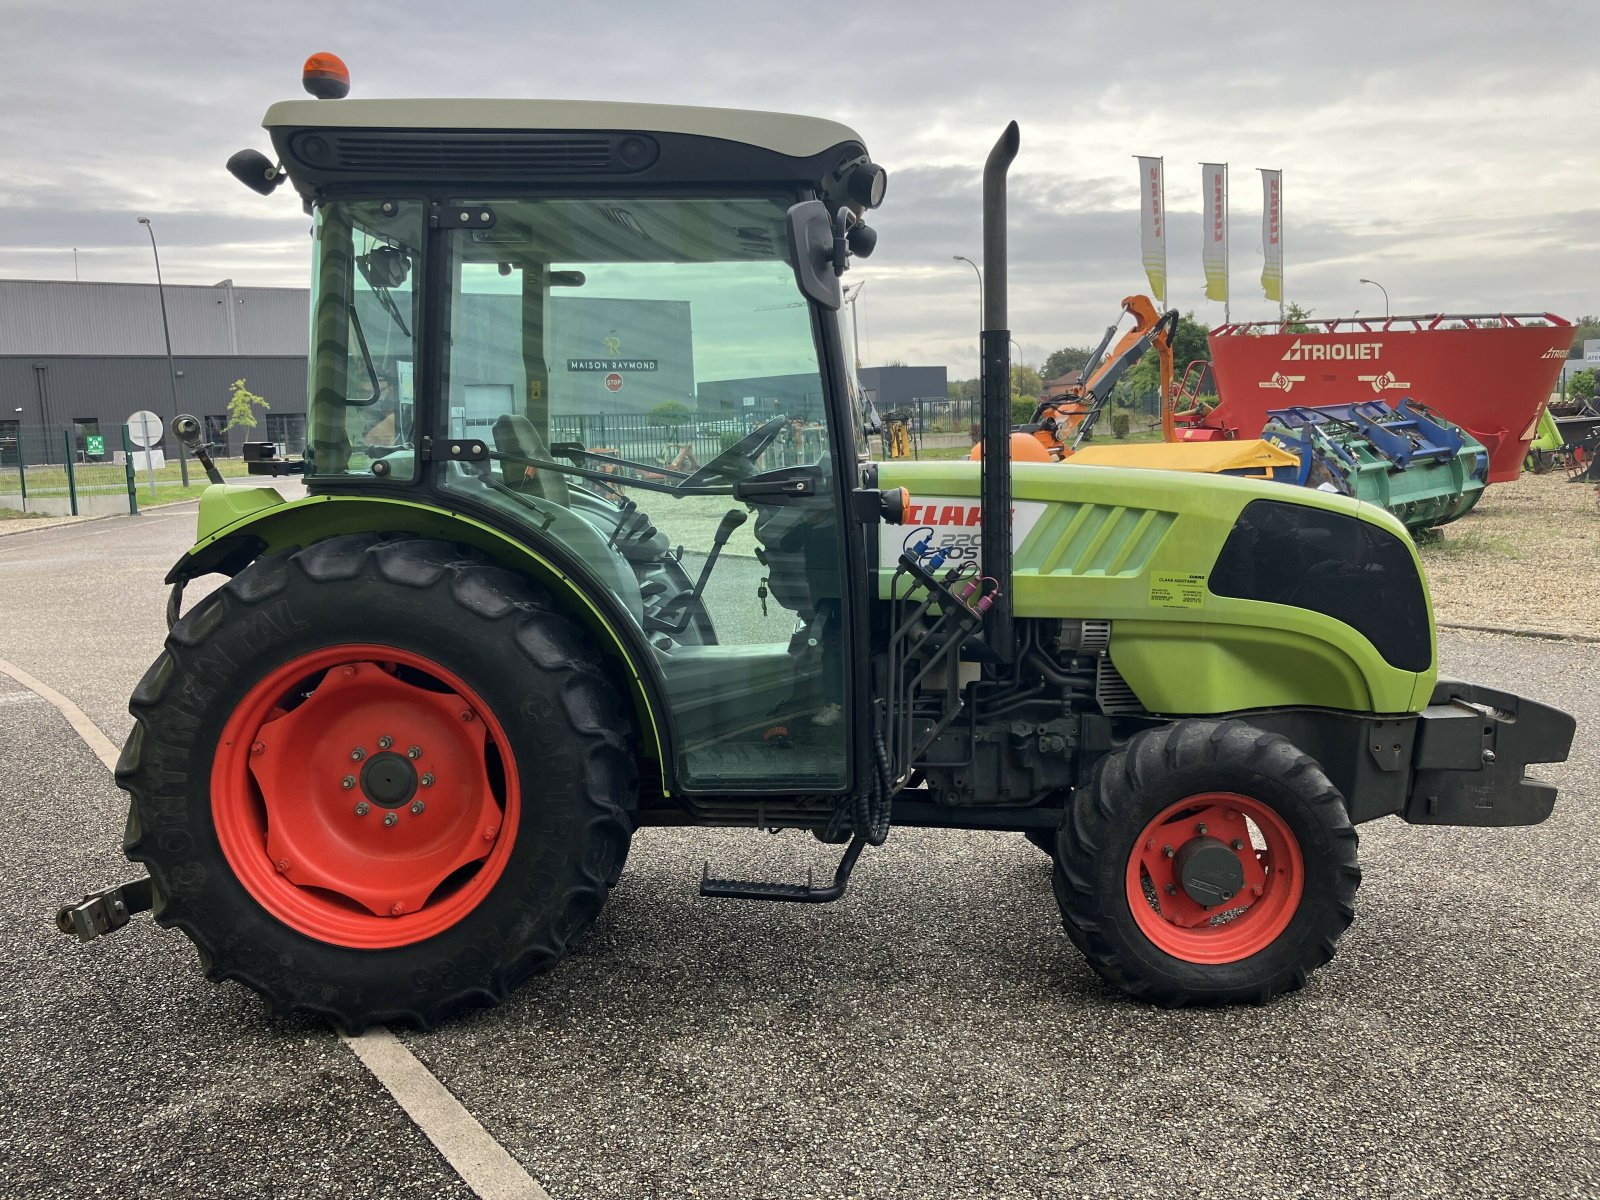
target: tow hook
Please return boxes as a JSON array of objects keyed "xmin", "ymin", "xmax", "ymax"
[{"xmin": 55, "ymin": 878, "xmax": 154, "ymax": 943}]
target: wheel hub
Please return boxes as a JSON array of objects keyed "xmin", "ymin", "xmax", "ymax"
[
  {"xmin": 244, "ymin": 660, "xmax": 504, "ymax": 918},
  {"xmin": 360, "ymin": 751, "xmax": 417, "ymax": 808},
  {"xmin": 1175, "ymin": 836, "xmax": 1246, "ymax": 907},
  {"xmin": 1124, "ymin": 792, "xmax": 1306, "ymax": 965}
]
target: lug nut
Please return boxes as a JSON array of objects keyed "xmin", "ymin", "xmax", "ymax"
[
  {"xmin": 460, "ymin": 709, "xmax": 475, "ymax": 723},
  {"xmin": 355, "ymin": 802, "xmax": 370, "ymax": 816},
  {"xmin": 1252, "ymin": 885, "xmax": 1264, "ymax": 897},
  {"xmin": 420, "ymin": 772, "xmax": 435, "ymax": 788},
  {"xmin": 274, "ymin": 859, "xmax": 290, "ymax": 874},
  {"xmin": 378, "ymin": 735, "xmax": 393, "ymax": 750},
  {"xmin": 409, "ymin": 800, "xmax": 425, "ymax": 815},
  {"xmin": 483, "ymin": 825, "xmax": 499, "ymax": 841},
  {"xmin": 407, "ymin": 746, "xmax": 422, "ymax": 760},
  {"xmin": 390, "ymin": 902, "xmax": 404, "ymax": 916},
  {"xmin": 1231, "ymin": 839, "xmax": 1245, "ymax": 851},
  {"xmin": 1164, "ymin": 884, "xmax": 1177, "ymax": 896},
  {"xmin": 350, "ymin": 747, "xmax": 366, "ymax": 762},
  {"xmin": 1162, "ymin": 845, "xmax": 1175, "ymax": 859},
  {"xmin": 341, "ymin": 666, "xmax": 356, "ymax": 679},
  {"xmin": 383, "ymin": 812, "xmax": 398, "ymax": 827},
  {"xmin": 251, "ymin": 741, "xmax": 266, "ymax": 756},
  {"xmin": 1196, "ymin": 822, "xmax": 1208, "ymax": 835},
  {"xmin": 341, "ymin": 775, "xmax": 356, "ymax": 790}
]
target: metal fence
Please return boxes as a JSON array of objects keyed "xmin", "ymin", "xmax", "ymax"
[
  {"xmin": 0, "ymin": 425, "xmax": 144, "ymax": 517},
  {"xmin": 548, "ymin": 412, "xmax": 827, "ymax": 472}
]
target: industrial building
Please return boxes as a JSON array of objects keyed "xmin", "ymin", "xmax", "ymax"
[
  {"xmin": 0, "ymin": 278, "xmax": 307, "ymax": 463},
  {"xmin": 0, "ymin": 278, "xmax": 949, "ymax": 462}
]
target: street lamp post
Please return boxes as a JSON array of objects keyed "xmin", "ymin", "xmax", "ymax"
[
  {"xmin": 1358, "ymin": 277, "xmax": 1390, "ymax": 321},
  {"xmin": 953, "ymin": 255, "xmax": 983, "ymax": 409},
  {"xmin": 136, "ymin": 217, "xmax": 189, "ymax": 486}
]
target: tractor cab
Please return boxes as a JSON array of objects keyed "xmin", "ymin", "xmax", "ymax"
[{"xmin": 261, "ymin": 93, "xmax": 889, "ymax": 794}]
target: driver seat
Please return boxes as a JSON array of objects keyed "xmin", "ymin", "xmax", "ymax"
[{"xmin": 492, "ymin": 413, "xmax": 570, "ymax": 505}]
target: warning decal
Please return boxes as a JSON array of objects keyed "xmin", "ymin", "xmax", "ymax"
[{"xmin": 1149, "ymin": 573, "xmax": 1207, "ymax": 609}]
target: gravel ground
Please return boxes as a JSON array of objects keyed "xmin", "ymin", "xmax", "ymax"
[
  {"xmin": 0, "ymin": 495, "xmax": 1596, "ymax": 1199},
  {"xmin": 1418, "ymin": 470, "xmax": 1598, "ymax": 637}
]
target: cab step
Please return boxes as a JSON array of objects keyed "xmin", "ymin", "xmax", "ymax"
[{"xmin": 699, "ymin": 837, "xmax": 866, "ymax": 904}]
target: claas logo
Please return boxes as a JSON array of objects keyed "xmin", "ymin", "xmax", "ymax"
[{"xmin": 902, "ymin": 503, "xmax": 981, "ymax": 526}]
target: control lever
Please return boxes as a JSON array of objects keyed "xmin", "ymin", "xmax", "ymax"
[{"xmin": 660, "ymin": 508, "xmax": 748, "ymax": 634}]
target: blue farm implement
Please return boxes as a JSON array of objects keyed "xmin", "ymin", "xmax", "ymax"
[{"xmin": 1261, "ymin": 399, "xmax": 1489, "ymax": 532}]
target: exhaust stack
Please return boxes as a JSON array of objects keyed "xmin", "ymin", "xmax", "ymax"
[{"xmin": 979, "ymin": 121, "xmax": 1020, "ymax": 665}]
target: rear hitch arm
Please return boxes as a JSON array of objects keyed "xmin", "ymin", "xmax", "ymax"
[{"xmin": 55, "ymin": 878, "xmax": 153, "ymax": 943}]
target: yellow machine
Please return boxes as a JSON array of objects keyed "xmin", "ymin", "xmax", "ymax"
[{"xmin": 882, "ymin": 411, "xmax": 913, "ymax": 459}]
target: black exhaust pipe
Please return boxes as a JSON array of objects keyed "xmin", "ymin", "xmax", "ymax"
[{"xmin": 980, "ymin": 121, "xmax": 1020, "ymax": 665}]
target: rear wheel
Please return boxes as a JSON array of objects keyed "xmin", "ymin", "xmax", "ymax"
[
  {"xmin": 119, "ymin": 533, "xmax": 638, "ymax": 1031},
  {"xmin": 1054, "ymin": 719, "xmax": 1359, "ymax": 1006}
]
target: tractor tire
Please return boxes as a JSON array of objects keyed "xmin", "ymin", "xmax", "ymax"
[
  {"xmin": 1024, "ymin": 830, "xmax": 1057, "ymax": 857},
  {"xmin": 1053, "ymin": 719, "xmax": 1359, "ymax": 1006},
  {"xmin": 118, "ymin": 533, "xmax": 638, "ymax": 1032}
]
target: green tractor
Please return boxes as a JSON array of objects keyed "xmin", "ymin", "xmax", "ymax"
[{"xmin": 60, "ymin": 57, "xmax": 1574, "ymax": 1030}]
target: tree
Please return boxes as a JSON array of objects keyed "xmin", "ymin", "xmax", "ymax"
[
  {"xmin": 647, "ymin": 400, "xmax": 691, "ymax": 426},
  {"xmin": 1011, "ymin": 363, "xmax": 1043, "ymax": 398},
  {"xmin": 1042, "ymin": 345, "xmax": 1095, "ymax": 381},
  {"xmin": 1119, "ymin": 312, "xmax": 1212, "ymax": 401},
  {"xmin": 1569, "ymin": 369, "xmax": 1597, "ymax": 404},
  {"xmin": 1282, "ymin": 301, "xmax": 1315, "ymax": 334},
  {"xmin": 1568, "ymin": 315, "xmax": 1600, "ymax": 359},
  {"xmin": 224, "ymin": 379, "xmax": 268, "ymax": 432}
]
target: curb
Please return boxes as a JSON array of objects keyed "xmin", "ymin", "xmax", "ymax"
[{"xmin": 1436, "ymin": 620, "xmax": 1600, "ymax": 646}]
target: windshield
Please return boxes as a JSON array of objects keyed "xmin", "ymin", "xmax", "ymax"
[
  {"xmin": 305, "ymin": 199, "xmax": 424, "ymax": 480},
  {"xmin": 438, "ymin": 195, "xmax": 824, "ymax": 453}
]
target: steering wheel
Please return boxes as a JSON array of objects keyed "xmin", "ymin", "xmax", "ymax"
[{"xmin": 679, "ymin": 416, "xmax": 789, "ymax": 488}]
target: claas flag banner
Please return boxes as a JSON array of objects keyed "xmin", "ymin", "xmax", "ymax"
[
  {"xmin": 1136, "ymin": 156, "xmax": 1167, "ymax": 306},
  {"xmin": 1202, "ymin": 162, "xmax": 1228, "ymax": 303},
  {"xmin": 1260, "ymin": 169, "xmax": 1283, "ymax": 302}
]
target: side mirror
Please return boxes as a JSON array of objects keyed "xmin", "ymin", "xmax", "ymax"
[{"xmin": 785, "ymin": 200, "xmax": 842, "ymax": 311}]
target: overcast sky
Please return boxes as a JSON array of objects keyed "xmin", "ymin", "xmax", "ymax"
[{"xmin": 2, "ymin": 0, "xmax": 1595, "ymax": 375}]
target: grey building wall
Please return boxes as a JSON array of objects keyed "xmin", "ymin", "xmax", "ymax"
[
  {"xmin": 857, "ymin": 365, "xmax": 948, "ymax": 413},
  {"xmin": 0, "ymin": 279, "xmax": 308, "ymax": 356},
  {"xmin": 696, "ymin": 373, "xmax": 825, "ymax": 420},
  {"xmin": 1, "ymin": 355, "xmax": 306, "ymax": 462}
]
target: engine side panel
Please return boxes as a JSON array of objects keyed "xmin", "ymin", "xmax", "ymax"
[{"xmin": 875, "ymin": 461, "xmax": 1435, "ymax": 716}]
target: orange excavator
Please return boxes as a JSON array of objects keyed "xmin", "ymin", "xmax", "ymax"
[{"xmin": 971, "ymin": 295, "xmax": 1299, "ymax": 480}]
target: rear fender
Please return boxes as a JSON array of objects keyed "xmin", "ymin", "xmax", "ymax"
[{"xmin": 164, "ymin": 486, "xmax": 670, "ymax": 787}]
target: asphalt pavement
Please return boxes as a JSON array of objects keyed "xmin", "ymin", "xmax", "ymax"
[{"xmin": 1, "ymin": 501, "xmax": 1597, "ymax": 1199}]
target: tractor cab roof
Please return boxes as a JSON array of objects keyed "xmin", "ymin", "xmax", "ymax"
[{"xmin": 262, "ymin": 98, "xmax": 871, "ymax": 201}]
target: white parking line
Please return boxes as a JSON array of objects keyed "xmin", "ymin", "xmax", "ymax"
[
  {"xmin": 0, "ymin": 657, "xmax": 120, "ymax": 772},
  {"xmin": 0, "ymin": 655, "xmax": 550, "ymax": 1200},
  {"xmin": 341, "ymin": 1028, "xmax": 550, "ymax": 1200}
]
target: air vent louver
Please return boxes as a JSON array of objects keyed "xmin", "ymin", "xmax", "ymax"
[{"xmin": 288, "ymin": 130, "xmax": 660, "ymax": 177}]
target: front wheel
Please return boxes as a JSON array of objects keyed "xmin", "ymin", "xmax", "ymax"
[
  {"xmin": 118, "ymin": 534, "xmax": 638, "ymax": 1031},
  {"xmin": 1054, "ymin": 719, "xmax": 1359, "ymax": 1006}
]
